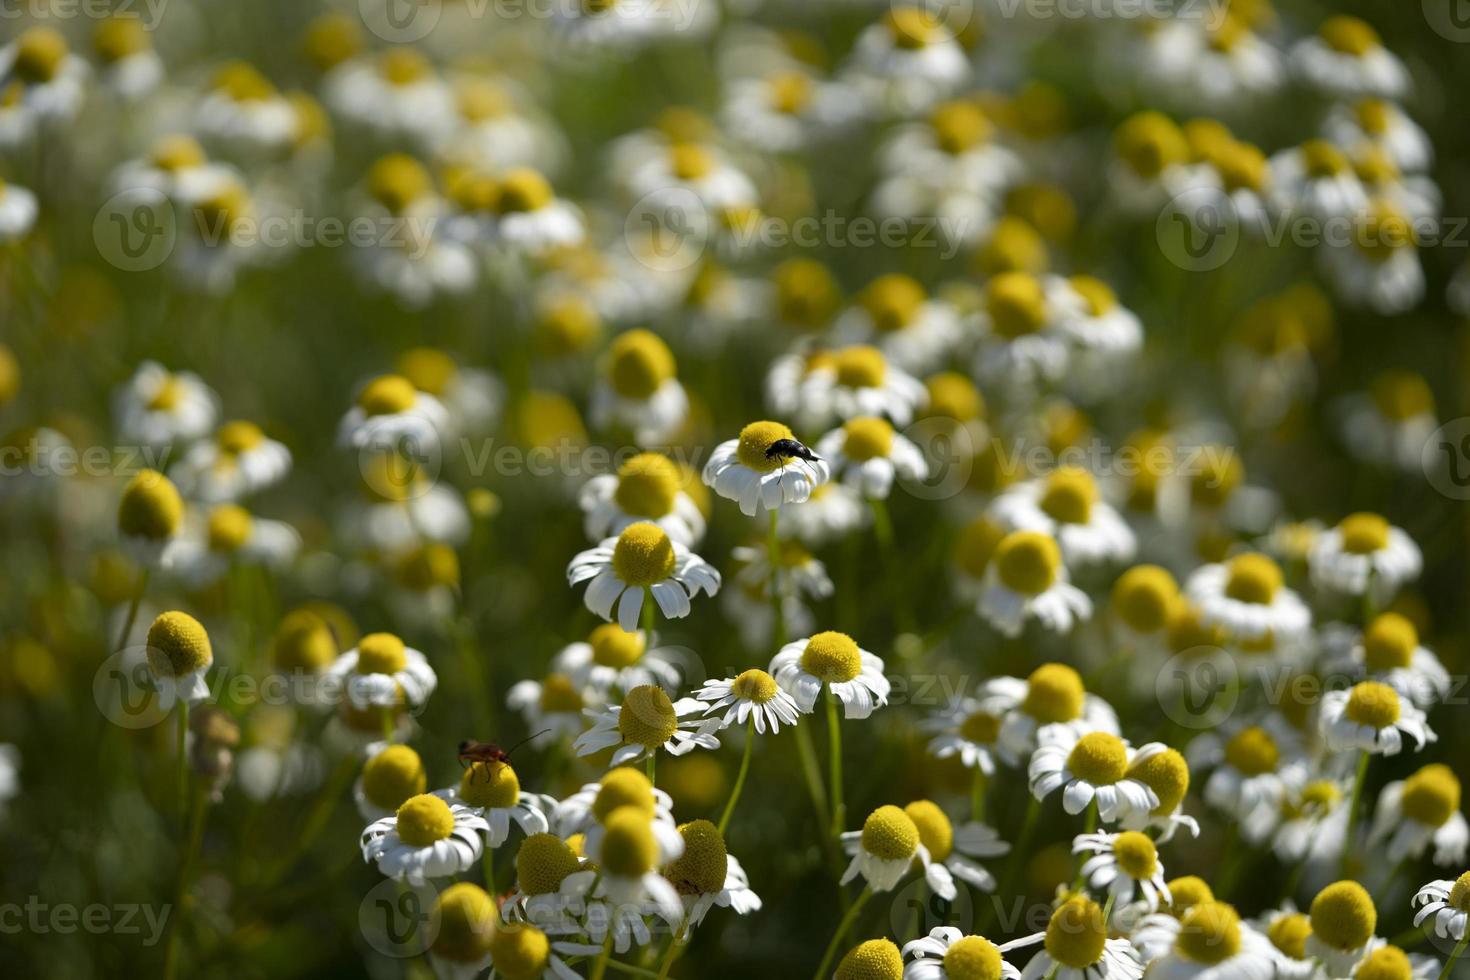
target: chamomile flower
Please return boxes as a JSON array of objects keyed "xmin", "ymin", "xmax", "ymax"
[
  {"xmin": 552, "ymin": 624, "xmax": 689, "ymax": 696},
  {"xmin": 589, "ymin": 330, "xmax": 688, "ymax": 447},
  {"xmin": 325, "ymin": 632, "xmax": 438, "ymax": 711},
  {"xmin": 921, "ymin": 695, "xmax": 1019, "ymax": 777},
  {"xmin": 91, "ymin": 18, "xmax": 163, "ymax": 100},
  {"xmin": 1119, "ymin": 745, "xmax": 1199, "ymax": 843},
  {"xmin": 1029, "ymin": 731, "xmax": 1162, "ymax": 823},
  {"xmin": 1336, "ymin": 370, "xmax": 1438, "ymax": 472},
  {"xmin": 1413, "ymin": 873, "xmax": 1470, "ymax": 942},
  {"xmin": 360, "ymin": 793, "xmax": 488, "ymax": 884},
  {"xmin": 114, "ymin": 362, "xmax": 219, "ymax": 450},
  {"xmin": 977, "ymin": 530, "xmax": 1093, "ymax": 639},
  {"xmin": 731, "ymin": 538, "xmax": 834, "ymax": 606},
  {"xmin": 843, "ymin": 9, "xmax": 970, "ymax": 116},
  {"xmin": 722, "ymin": 67, "xmax": 860, "ymax": 154},
  {"xmin": 572, "ymin": 684, "xmax": 721, "ymax": 765},
  {"xmin": 117, "ymin": 469, "xmax": 185, "ymax": 566},
  {"xmin": 324, "ymin": 48, "xmax": 457, "ymax": 148},
  {"xmin": 1107, "ymin": 112, "xmax": 1195, "ymax": 217},
  {"xmin": 622, "ymin": 141, "xmax": 757, "ymax": 213},
  {"xmin": 703, "ymin": 420, "xmax": 831, "ymax": 517},
  {"xmin": 1250, "ymin": 905, "xmax": 1317, "ymax": 980},
  {"xmin": 353, "ymin": 743, "xmax": 428, "ymax": 822},
  {"xmin": 986, "ymin": 663, "xmax": 1120, "ymax": 760},
  {"xmin": 439, "ymin": 761, "xmax": 552, "ymax": 848},
  {"xmin": 144, "ymin": 611, "xmax": 214, "ymax": 710},
  {"xmin": 1131, "ymin": 902, "xmax": 1276, "ymax": 980},
  {"xmin": 837, "ymin": 939, "xmax": 905, "ymax": 979},
  {"xmin": 394, "ymin": 348, "xmax": 502, "ymax": 438},
  {"xmin": 776, "ymin": 482, "xmax": 869, "ymax": 547},
  {"xmin": 0, "ymin": 177, "xmax": 37, "ymax": 243},
  {"xmin": 168, "ymin": 420, "xmax": 291, "ymax": 503},
  {"xmin": 579, "ymin": 452, "xmax": 705, "ymax": 546},
  {"xmin": 972, "ymin": 273, "xmax": 1076, "ymax": 392},
  {"xmin": 904, "ymin": 800, "xmax": 1009, "ymax": 899},
  {"xmin": 1110, "ymin": 565, "xmax": 1181, "ymax": 649},
  {"xmin": 1272, "ymin": 779, "xmax": 1351, "ymax": 864},
  {"xmin": 567, "ymin": 523, "xmax": 721, "ymax": 631},
  {"xmin": 337, "ymin": 374, "xmax": 449, "ymax": 452},
  {"xmin": 163, "ymin": 504, "xmax": 300, "ymax": 588},
  {"xmin": 491, "ymin": 168, "xmax": 585, "ymax": 256},
  {"xmin": 0, "ymin": 28, "xmax": 88, "ymax": 135},
  {"xmin": 1186, "ymin": 553, "xmax": 1311, "ymax": 645},
  {"xmin": 816, "ymin": 417, "xmax": 929, "ymax": 500},
  {"xmin": 833, "ymin": 275, "xmax": 964, "ymax": 375},
  {"xmin": 194, "ymin": 61, "xmax": 299, "ymax": 157},
  {"xmin": 1006, "ymin": 896, "xmax": 1144, "ymax": 980},
  {"xmin": 501, "ymin": 831, "xmax": 586, "ymax": 933},
  {"xmin": 663, "ymin": 819, "xmax": 761, "ymax": 928},
  {"xmin": 570, "ymin": 804, "xmax": 685, "ymax": 923},
  {"xmin": 506, "ymin": 674, "xmax": 593, "ymax": 740},
  {"xmin": 1320, "ymin": 201, "xmax": 1425, "ymax": 315},
  {"xmin": 842, "ymin": 804, "xmax": 929, "ymax": 892},
  {"xmin": 694, "ymin": 669, "xmax": 800, "ymax": 734},
  {"xmin": 1290, "ymin": 16, "xmax": 1409, "ymax": 100},
  {"xmin": 428, "ymin": 882, "xmax": 592, "ymax": 980},
  {"xmin": 1309, "ymin": 513, "xmax": 1422, "ymax": 603},
  {"xmin": 1327, "ymin": 613, "xmax": 1450, "ymax": 708},
  {"xmin": 1189, "ymin": 716, "xmax": 1310, "ymax": 844},
  {"xmin": 903, "ymin": 928, "xmax": 1023, "ymax": 980},
  {"xmin": 1323, "ymin": 100, "xmax": 1432, "ymax": 174},
  {"xmin": 808, "ymin": 345, "xmax": 930, "ymax": 428},
  {"xmin": 1319, "ymin": 680, "xmax": 1435, "ymax": 756},
  {"xmin": 1074, "ymin": 831, "xmax": 1171, "ymax": 915},
  {"xmin": 770, "ymin": 631, "xmax": 890, "ymax": 719},
  {"xmin": 1268, "ymin": 139, "xmax": 1368, "ymax": 221},
  {"xmin": 1369, "ymin": 764, "xmax": 1469, "ymax": 866},
  {"xmin": 991, "ymin": 468, "xmax": 1135, "ymax": 569},
  {"xmin": 552, "ymin": 766, "xmax": 674, "ymax": 839},
  {"xmin": 1305, "ymin": 881, "xmax": 1380, "ymax": 977}
]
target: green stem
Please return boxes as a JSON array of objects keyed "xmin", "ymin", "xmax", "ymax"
[
  {"xmin": 811, "ymin": 886, "xmax": 873, "ymax": 980},
  {"xmin": 717, "ymin": 719, "xmax": 755, "ymax": 836},
  {"xmin": 590, "ymin": 932, "xmax": 615, "ymax": 980},
  {"xmin": 162, "ymin": 787, "xmax": 206, "ymax": 980},
  {"xmin": 826, "ymin": 690, "xmax": 845, "ymax": 843},
  {"xmin": 794, "ymin": 723, "xmax": 828, "ymax": 824},
  {"xmin": 654, "ymin": 923, "xmax": 685, "ymax": 980},
  {"xmin": 646, "ymin": 752, "xmax": 656, "ymax": 788},
  {"xmin": 177, "ymin": 700, "xmax": 191, "ymax": 824},
  {"xmin": 1342, "ymin": 750, "xmax": 1370, "ymax": 875},
  {"xmin": 767, "ymin": 508, "xmax": 785, "ymax": 648},
  {"xmin": 380, "ymin": 704, "xmax": 394, "ymax": 744},
  {"xmin": 115, "ymin": 568, "xmax": 150, "ymax": 651},
  {"xmin": 1438, "ymin": 931, "xmax": 1469, "ymax": 980}
]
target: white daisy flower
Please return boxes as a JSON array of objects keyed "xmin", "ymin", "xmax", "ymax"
[
  {"xmin": 429, "ymin": 882, "xmax": 598, "ymax": 980},
  {"xmin": 341, "ymin": 469, "xmax": 471, "ymax": 554},
  {"xmin": 1185, "ymin": 553, "xmax": 1311, "ymax": 645},
  {"xmin": 393, "ymin": 347, "xmax": 502, "ymax": 439},
  {"xmin": 977, "ymin": 530, "xmax": 1093, "ymax": 639},
  {"xmin": 353, "ymin": 744, "xmax": 428, "ymax": 823},
  {"xmin": 1074, "ymin": 831, "xmax": 1171, "ymax": 916},
  {"xmin": 579, "ymin": 452, "xmax": 706, "ymax": 546},
  {"xmin": 661, "ymin": 820, "xmax": 762, "ymax": 929},
  {"xmin": 436, "ymin": 761, "xmax": 552, "ymax": 848},
  {"xmin": 622, "ymin": 141, "xmax": 757, "ymax": 213},
  {"xmin": 0, "ymin": 177, "xmax": 37, "ymax": 243},
  {"xmin": 565, "ymin": 804, "xmax": 684, "ymax": 924},
  {"xmin": 722, "ymin": 68, "xmax": 861, "ymax": 154},
  {"xmin": 360, "ymin": 793, "xmax": 488, "ymax": 885},
  {"xmin": 1118, "ymin": 745, "xmax": 1199, "ymax": 844},
  {"xmin": 325, "ymin": 632, "xmax": 438, "ymax": 711},
  {"xmin": 193, "ymin": 61, "xmax": 299, "ymax": 157},
  {"xmin": 1107, "ymin": 111, "xmax": 1199, "ymax": 218},
  {"xmin": 550, "ymin": 766, "xmax": 675, "ymax": 839},
  {"xmin": 91, "ymin": 18, "xmax": 164, "ymax": 100},
  {"xmin": 1323, "ymin": 100, "xmax": 1432, "ymax": 174},
  {"xmin": 902, "ymin": 927, "xmax": 1023, "ymax": 980},
  {"xmin": 1369, "ymin": 765, "xmax": 1469, "ymax": 866},
  {"xmin": 1029, "ymin": 730, "xmax": 1162, "ymax": 823},
  {"xmin": 168, "ymin": 420, "xmax": 291, "ymax": 503},
  {"xmin": 921, "ymin": 695, "xmax": 1019, "ymax": 777},
  {"xmin": 842, "ymin": 8, "xmax": 970, "ymax": 116},
  {"xmin": 1271, "ymin": 779, "xmax": 1351, "ymax": 865},
  {"xmin": 841, "ymin": 804, "xmax": 931, "ymax": 892},
  {"xmin": 777, "ymin": 482, "xmax": 870, "ymax": 547},
  {"xmin": 337, "ymin": 374, "xmax": 449, "ymax": 452},
  {"xmin": 1247, "ymin": 904, "xmax": 1318, "ymax": 980},
  {"xmin": 902, "ymin": 800, "xmax": 1009, "ymax": 900},
  {"xmin": 1303, "ymin": 880, "xmax": 1381, "ymax": 977},
  {"xmin": 1334, "ymin": 369, "xmax": 1438, "ymax": 472},
  {"xmin": 551, "ymin": 624, "xmax": 688, "ymax": 696},
  {"xmin": 770, "ymin": 631, "xmax": 890, "ymax": 719},
  {"xmin": 324, "ymin": 49, "xmax": 457, "ymax": 148},
  {"xmin": 1267, "ymin": 140, "xmax": 1368, "ymax": 221},
  {"xmin": 972, "ymin": 273, "xmax": 1077, "ymax": 392},
  {"xmin": 491, "ymin": 168, "xmax": 585, "ymax": 256},
  {"xmin": 114, "ymin": 361, "xmax": 220, "ymax": 450},
  {"xmin": 0, "ymin": 28, "xmax": 88, "ymax": 135},
  {"xmin": 731, "ymin": 538, "xmax": 833, "ymax": 605},
  {"xmin": 1413, "ymin": 873, "xmax": 1470, "ymax": 942},
  {"xmin": 1131, "ymin": 902, "xmax": 1276, "ymax": 980},
  {"xmin": 990, "ymin": 468, "xmax": 1136, "ymax": 569},
  {"xmin": 1323, "ymin": 614, "xmax": 1450, "ymax": 709},
  {"xmin": 162, "ymin": 504, "xmax": 300, "ymax": 588},
  {"xmin": 1319, "ymin": 680, "xmax": 1435, "ymax": 756},
  {"xmin": 1309, "ymin": 512, "xmax": 1422, "ymax": 603},
  {"xmin": 567, "ymin": 524, "xmax": 721, "ymax": 632},
  {"xmin": 703, "ymin": 420, "xmax": 830, "ymax": 517},
  {"xmin": 1319, "ymin": 203, "xmax": 1425, "ymax": 316},
  {"xmin": 984, "ymin": 663, "xmax": 1120, "ymax": 761},
  {"xmin": 1005, "ymin": 896, "xmax": 1144, "ymax": 980},
  {"xmin": 506, "ymin": 673, "xmax": 595, "ymax": 741},
  {"xmin": 832, "ymin": 275, "xmax": 964, "ymax": 375},
  {"xmin": 144, "ymin": 611, "xmax": 214, "ymax": 711},
  {"xmin": 588, "ymin": 330, "xmax": 688, "ymax": 447},
  {"xmin": 816, "ymin": 416, "xmax": 928, "ymax": 501},
  {"xmin": 1290, "ymin": 16, "xmax": 1409, "ymax": 100},
  {"xmin": 1188, "ymin": 715, "xmax": 1311, "ymax": 844},
  {"xmin": 800, "ymin": 345, "xmax": 929, "ymax": 429},
  {"xmin": 694, "ymin": 669, "xmax": 801, "ymax": 734},
  {"xmin": 572, "ymin": 685, "xmax": 721, "ymax": 765}
]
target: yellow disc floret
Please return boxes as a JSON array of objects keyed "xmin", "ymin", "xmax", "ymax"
[
  {"xmin": 836, "ymin": 938, "xmax": 904, "ymax": 980},
  {"xmin": 1168, "ymin": 876, "xmax": 1215, "ymax": 916},
  {"xmin": 356, "ymin": 632, "xmax": 407, "ymax": 675},
  {"xmin": 800, "ymin": 631, "xmax": 864, "ymax": 683},
  {"xmin": 1344, "ymin": 681, "xmax": 1401, "ymax": 729},
  {"xmin": 1355, "ymin": 945, "xmax": 1413, "ymax": 980},
  {"xmin": 903, "ymin": 800, "xmax": 954, "ymax": 862},
  {"xmin": 118, "ymin": 469, "xmax": 184, "ymax": 541},
  {"xmin": 488, "ymin": 921, "xmax": 551, "ymax": 980},
  {"xmin": 460, "ymin": 760, "xmax": 520, "ymax": 809},
  {"xmin": 731, "ymin": 669, "xmax": 779, "ymax": 703},
  {"xmin": 834, "ymin": 346, "xmax": 888, "ymax": 388},
  {"xmin": 1113, "ymin": 565, "xmax": 1179, "ymax": 634},
  {"xmin": 614, "ymin": 453, "xmax": 681, "ymax": 517},
  {"xmin": 594, "ymin": 767, "xmax": 656, "ymax": 821},
  {"xmin": 843, "ymin": 417, "xmax": 895, "ymax": 462},
  {"xmin": 1022, "ymin": 663, "xmax": 1085, "ymax": 723},
  {"xmin": 861, "ymin": 805, "xmax": 920, "ymax": 861},
  {"xmin": 860, "ymin": 274, "xmax": 926, "ymax": 333},
  {"xmin": 590, "ymin": 623, "xmax": 646, "ymax": 668},
  {"xmin": 517, "ymin": 833, "xmax": 581, "ymax": 896},
  {"xmin": 1130, "ymin": 747, "xmax": 1189, "ymax": 815},
  {"xmin": 1321, "ymin": 15, "xmax": 1379, "ymax": 56},
  {"xmin": 1224, "ymin": 726, "xmax": 1279, "ymax": 776},
  {"xmin": 362, "ymin": 745, "xmax": 428, "ymax": 811},
  {"xmin": 1223, "ymin": 553, "xmax": 1282, "ymax": 605},
  {"xmin": 1310, "ymin": 880, "xmax": 1377, "ymax": 952},
  {"xmin": 1044, "ymin": 897, "xmax": 1107, "ymax": 969},
  {"xmin": 358, "ymin": 374, "xmax": 419, "ymax": 416},
  {"xmin": 942, "ymin": 936, "xmax": 1004, "ymax": 980},
  {"xmin": 736, "ymin": 420, "xmax": 796, "ymax": 473},
  {"xmin": 617, "ymin": 685, "xmax": 678, "ymax": 748},
  {"xmin": 1111, "ymin": 831, "xmax": 1157, "ymax": 880},
  {"xmin": 986, "ymin": 272, "xmax": 1047, "ymax": 339},
  {"xmin": 995, "ymin": 530, "xmax": 1062, "ymax": 596},
  {"xmin": 431, "ymin": 882, "xmax": 496, "ymax": 964},
  {"xmin": 1339, "ymin": 513, "xmax": 1390, "ymax": 554},
  {"xmin": 600, "ymin": 805, "xmax": 659, "ymax": 876},
  {"xmin": 1362, "ymin": 613, "xmax": 1417, "ymax": 672},
  {"xmin": 1400, "ymin": 764, "xmax": 1461, "ymax": 828},
  {"xmin": 395, "ymin": 793, "xmax": 455, "ymax": 846},
  {"xmin": 1266, "ymin": 911, "xmax": 1311, "ymax": 959},
  {"xmin": 1175, "ymin": 902, "xmax": 1243, "ymax": 965},
  {"xmin": 664, "ymin": 819, "xmax": 728, "ymax": 896},
  {"xmin": 146, "ymin": 611, "xmax": 213, "ymax": 677},
  {"xmin": 1039, "ymin": 467, "xmax": 1097, "ymax": 525},
  {"xmin": 1066, "ymin": 732, "xmax": 1128, "ymax": 785},
  {"xmin": 606, "ymin": 329, "xmax": 675, "ymax": 400},
  {"xmin": 611, "ymin": 524, "xmax": 676, "ymax": 587}
]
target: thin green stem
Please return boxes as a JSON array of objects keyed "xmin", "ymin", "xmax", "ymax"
[
  {"xmin": 717, "ymin": 719, "xmax": 755, "ymax": 836},
  {"xmin": 654, "ymin": 922, "xmax": 685, "ymax": 980},
  {"xmin": 646, "ymin": 752, "xmax": 657, "ymax": 788},
  {"xmin": 826, "ymin": 690, "xmax": 845, "ymax": 843},
  {"xmin": 115, "ymin": 568, "xmax": 150, "ymax": 651},
  {"xmin": 1438, "ymin": 931, "xmax": 1469, "ymax": 980},
  {"xmin": 590, "ymin": 932, "xmax": 615, "ymax": 980},
  {"xmin": 812, "ymin": 886, "xmax": 873, "ymax": 980},
  {"xmin": 1342, "ymin": 750, "xmax": 1370, "ymax": 875},
  {"xmin": 794, "ymin": 723, "xmax": 828, "ymax": 824},
  {"xmin": 177, "ymin": 700, "xmax": 190, "ymax": 823},
  {"xmin": 380, "ymin": 704, "xmax": 394, "ymax": 744},
  {"xmin": 767, "ymin": 508, "xmax": 785, "ymax": 648},
  {"xmin": 162, "ymin": 787, "xmax": 206, "ymax": 980}
]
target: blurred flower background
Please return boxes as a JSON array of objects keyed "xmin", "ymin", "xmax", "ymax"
[{"xmin": 2, "ymin": 0, "xmax": 1470, "ymax": 978}]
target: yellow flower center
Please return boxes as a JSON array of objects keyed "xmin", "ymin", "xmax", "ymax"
[
  {"xmin": 606, "ymin": 329, "xmax": 676, "ymax": 400},
  {"xmin": 736, "ymin": 420, "xmax": 796, "ymax": 473},
  {"xmin": 1190, "ymin": 446, "xmax": 1242, "ymax": 509},
  {"xmin": 904, "ymin": 800, "xmax": 954, "ymax": 861},
  {"xmin": 589, "ymin": 624, "xmax": 646, "ymax": 668},
  {"xmin": 495, "ymin": 168, "xmax": 553, "ymax": 214},
  {"xmin": 460, "ymin": 760, "xmax": 520, "ymax": 809},
  {"xmin": 594, "ymin": 767, "xmax": 655, "ymax": 821},
  {"xmin": 1310, "ymin": 880, "xmax": 1377, "ymax": 951},
  {"xmin": 1022, "ymin": 663, "xmax": 1084, "ymax": 723},
  {"xmin": 1355, "ymin": 99, "xmax": 1390, "ymax": 134},
  {"xmin": 1066, "ymin": 732, "xmax": 1128, "ymax": 786},
  {"xmin": 600, "ymin": 805, "xmax": 659, "ymax": 876},
  {"xmin": 1223, "ymin": 553, "xmax": 1283, "ymax": 605},
  {"xmin": 517, "ymin": 833, "xmax": 581, "ymax": 896},
  {"xmin": 617, "ymin": 685, "xmax": 679, "ymax": 748},
  {"xmin": 1113, "ymin": 565, "xmax": 1178, "ymax": 634},
  {"xmin": 380, "ymin": 47, "xmax": 431, "ymax": 85},
  {"xmin": 1039, "ymin": 467, "xmax": 1098, "ymax": 525},
  {"xmin": 664, "ymin": 819, "xmax": 728, "ymax": 895},
  {"xmin": 1354, "ymin": 203, "xmax": 1416, "ymax": 260},
  {"xmin": 431, "ymin": 882, "xmax": 496, "ymax": 964},
  {"xmin": 731, "ymin": 669, "xmax": 779, "ymax": 704},
  {"xmin": 1448, "ymin": 871, "xmax": 1470, "ymax": 912},
  {"xmin": 861, "ymin": 275, "xmax": 926, "ymax": 333},
  {"xmin": 861, "ymin": 805, "xmax": 920, "ymax": 861},
  {"xmin": 834, "ymin": 345, "xmax": 888, "ymax": 389},
  {"xmin": 394, "ymin": 544, "xmax": 460, "ymax": 592},
  {"xmin": 272, "ymin": 609, "xmax": 337, "ymax": 672},
  {"xmin": 1371, "ymin": 371, "xmax": 1434, "ymax": 421},
  {"xmin": 1356, "ymin": 946, "xmax": 1413, "ymax": 980},
  {"xmin": 1130, "ymin": 747, "xmax": 1189, "ymax": 815},
  {"xmin": 931, "ymin": 101, "xmax": 992, "ymax": 155},
  {"xmin": 774, "ymin": 259, "xmax": 841, "ymax": 329},
  {"xmin": 488, "ymin": 922, "xmax": 551, "ymax": 980},
  {"xmin": 94, "ymin": 17, "xmax": 150, "ymax": 63},
  {"xmin": 1217, "ymin": 141, "xmax": 1267, "ymax": 194},
  {"xmin": 611, "ymin": 523, "xmax": 676, "ymax": 587},
  {"xmin": 1224, "ymin": 726, "xmax": 1279, "ymax": 776},
  {"xmin": 767, "ymin": 71, "xmax": 811, "ymax": 114},
  {"xmin": 1115, "ymin": 112, "xmax": 1188, "ymax": 179},
  {"xmin": 394, "ymin": 347, "xmax": 456, "ymax": 398},
  {"xmin": 216, "ymin": 420, "xmax": 265, "ymax": 455},
  {"xmin": 843, "ymin": 417, "xmax": 895, "ymax": 463},
  {"xmin": 1301, "ymin": 139, "xmax": 1349, "ymax": 178},
  {"xmin": 1168, "ymin": 877, "xmax": 1215, "ymax": 916},
  {"xmin": 977, "ymin": 217, "xmax": 1047, "ymax": 277},
  {"xmin": 942, "ymin": 936, "xmax": 1004, "ymax": 980},
  {"xmin": 456, "ymin": 78, "xmax": 511, "ymax": 121},
  {"xmin": 1267, "ymin": 912, "xmax": 1311, "ymax": 959},
  {"xmin": 362, "ymin": 744, "xmax": 427, "ymax": 811},
  {"xmin": 146, "ymin": 375, "xmax": 185, "ymax": 411},
  {"xmin": 986, "ymin": 272, "xmax": 1047, "ymax": 339},
  {"xmin": 1321, "ymin": 15, "xmax": 1379, "ymax": 56},
  {"xmin": 207, "ymin": 504, "xmax": 253, "ymax": 553},
  {"xmin": 1176, "ymin": 902, "xmax": 1243, "ymax": 964},
  {"xmin": 302, "ymin": 13, "xmax": 362, "ymax": 71},
  {"xmin": 535, "ymin": 296, "xmax": 602, "ymax": 354},
  {"xmin": 995, "ymin": 530, "xmax": 1062, "ymax": 596},
  {"xmin": 613, "ymin": 453, "xmax": 680, "ymax": 518},
  {"xmin": 358, "ymin": 374, "xmax": 418, "ymax": 416},
  {"xmin": 356, "ymin": 633, "xmax": 408, "ymax": 675},
  {"xmin": 954, "ymin": 517, "xmax": 1004, "ymax": 579},
  {"xmin": 118, "ymin": 469, "xmax": 183, "ymax": 541},
  {"xmin": 800, "ymin": 631, "xmax": 864, "ymax": 683},
  {"xmin": 1362, "ymin": 613, "xmax": 1417, "ymax": 671},
  {"xmin": 1339, "ymin": 513, "xmax": 1390, "ymax": 554},
  {"xmin": 14, "ymin": 28, "xmax": 68, "ymax": 84},
  {"xmin": 1044, "ymin": 897, "xmax": 1107, "ymax": 969},
  {"xmin": 395, "ymin": 794, "xmax": 455, "ymax": 846},
  {"xmin": 146, "ymin": 611, "xmax": 213, "ymax": 677},
  {"xmin": 668, "ymin": 142, "xmax": 715, "ymax": 181},
  {"xmin": 925, "ymin": 372, "xmax": 984, "ymax": 423},
  {"xmin": 885, "ymin": 8, "xmax": 940, "ymax": 48},
  {"xmin": 1344, "ymin": 681, "xmax": 1401, "ymax": 729},
  {"xmin": 1109, "ymin": 831, "xmax": 1156, "ymax": 880},
  {"xmin": 539, "ymin": 673, "xmax": 584, "ymax": 713},
  {"xmin": 147, "ymin": 135, "xmax": 206, "ymax": 174},
  {"xmin": 1400, "ymin": 764, "xmax": 1461, "ymax": 828},
  {"xmin": 960, "ymin": 709, "xmax": 1002, "ymax": 745},
  {"xmin": 836, "ymin": 939, "xmax": 904, "ymax": 980}
]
